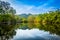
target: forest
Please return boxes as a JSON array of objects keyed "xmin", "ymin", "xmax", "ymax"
[{"xmin": 0, "ymin": 0, "xmax": 60, "ymax": 40}]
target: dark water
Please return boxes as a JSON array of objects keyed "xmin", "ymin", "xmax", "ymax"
[{"xmin": 12, "ymin": 29, "xmax": 60, "ymax": 40}]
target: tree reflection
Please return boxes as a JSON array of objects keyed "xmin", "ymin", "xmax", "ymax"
[
  {"xmin": 0, "ymin": 22, "xmax": 19, "ymax": 40},
  {"xmin": 19, "ymin": 23, "xmax": 60, "ymax": 36},
  {"xmin": 28, "ymin": 23, "xmax": 60, "ymax": 35}
]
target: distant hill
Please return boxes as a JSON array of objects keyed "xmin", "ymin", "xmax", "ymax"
[{"xmin": 19, "ymin": 14, "xmax": 32, "ymax": 18}]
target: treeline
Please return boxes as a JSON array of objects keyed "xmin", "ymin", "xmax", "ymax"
[
  {"xmin": 19, "ymin": 10, "xmax": 60, "ymax": 35},
  {"xmin": 19, "ymin": 9, "xmax": 60, "ymax": 24}
]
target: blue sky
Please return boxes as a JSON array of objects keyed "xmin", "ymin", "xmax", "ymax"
[{"xmin": 1, "ymin": 0, "xmax": 60, "ymax": 14}]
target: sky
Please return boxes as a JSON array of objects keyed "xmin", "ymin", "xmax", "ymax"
[{"xmin": 1, "ymin": 0, "xmax": 60, "ymax": 14}]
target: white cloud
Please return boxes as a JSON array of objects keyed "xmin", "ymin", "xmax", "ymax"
[
  {"xmin": 1, "ymin": 0, "xmax": 56, "ymax": 14},
  {"xmin": 13, "ymin": 5, "xmax": 55, "ymax": 14},
  {"xmin": 1, "ymin": 0, "xmax": 11, "ymax": 2},
  {"xmin": 10, "ymin": 0, "xmax": 55, "ymax": 14}
]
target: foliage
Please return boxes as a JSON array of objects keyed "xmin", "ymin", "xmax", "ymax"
[
  {"xmin": 0, "ymin": 1, "xmax": 20, "ymax": 40},
  {"xmin": 0, "ymin": 1, "xmax": 16, "ymax": 14}
]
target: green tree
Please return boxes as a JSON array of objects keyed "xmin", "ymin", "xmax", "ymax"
[{"xmin": 0, "ymin": 1, "xmax": 16, "ymax": 14}]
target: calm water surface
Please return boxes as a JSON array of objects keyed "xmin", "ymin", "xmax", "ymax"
[
  {"xmin": 12, "ymin": 29, "xmax": 60, "ymax": 40},
  {"xmin": 5, "ymin": 23, "xmax": 60, "ymax": 40}
]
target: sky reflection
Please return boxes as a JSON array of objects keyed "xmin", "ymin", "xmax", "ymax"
[{"xmin": 13, "ymin": 29, "xmax": 60, "ymax": 40}]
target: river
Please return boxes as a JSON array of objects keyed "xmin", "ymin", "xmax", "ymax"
[{"xmin": 12, "ymin": 29, "xmax": 60, "ymax": 40}]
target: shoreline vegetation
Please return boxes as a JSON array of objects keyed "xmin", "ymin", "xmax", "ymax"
[{"xmin": 0, "ymin": 0, "xmax": 60, "ymax": 40}]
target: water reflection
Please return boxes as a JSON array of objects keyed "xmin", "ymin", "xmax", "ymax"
[
  {"xmin": 0, "ymin": 23, "xmax": 19, "ymax": 40},
  {"xmin": 13, "ymin": 23, "xmax": 60, "ymax": 40},
  {"xmin": 0, "ymin": 23, "xmax": 60, "ymax": 40},
  {"xmin": 13, "ymin": 29, "xmax": 60, "ymax": 40},
  {"xmin": 19, "ymin": 23, "xmax": 60, "ymax": 35}
]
